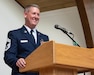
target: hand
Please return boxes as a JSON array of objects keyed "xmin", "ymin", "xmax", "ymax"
[{"xmin": 16, "ymin": 58, "xmax": 26, "ymax": 68}]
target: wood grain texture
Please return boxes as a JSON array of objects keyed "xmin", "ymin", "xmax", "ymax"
[
  {"xmin": 39, "ymin": 67, "xmax": 77, "ymax": 75},
  {"xmin": 19, "ymin": 41, "xmax": 94, "ymax": 73},
  {"xmin": 15, "ymin": 0, "xmax": 76, "ymax": 12},
  {"xmin": 75, "ymin": 0, "xmax": 94, "ymax": 48}
]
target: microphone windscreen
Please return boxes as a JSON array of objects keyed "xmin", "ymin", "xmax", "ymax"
[{"xmin": 54, "ymin": 24, "xmax": 59, "ymax": 29}]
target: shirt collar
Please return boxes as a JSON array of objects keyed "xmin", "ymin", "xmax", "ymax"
[{"xmin": 24, "ymin": 25, "xmax": 37, "ymax": 34}]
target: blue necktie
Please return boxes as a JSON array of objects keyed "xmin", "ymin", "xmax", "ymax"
[{"xmin": 30, "ymin": 30, "xmax": 35, "ymax": 43}]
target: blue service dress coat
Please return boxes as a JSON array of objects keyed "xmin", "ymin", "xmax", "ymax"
[{"xmin": 4, "ymin": 26, "xmax": 49, "ymax": 75}]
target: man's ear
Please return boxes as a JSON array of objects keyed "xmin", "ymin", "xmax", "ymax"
[{"xmin": 24, "ymin": 12, "xmax": 27, "ymax": 18}]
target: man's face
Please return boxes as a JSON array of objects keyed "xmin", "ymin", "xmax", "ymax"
[{"xmin": 24, "ymin": 7, "xmax": 40, "ymax": 29}]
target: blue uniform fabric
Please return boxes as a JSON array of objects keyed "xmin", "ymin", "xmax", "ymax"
[{"xmin": 4, "ymin": 26, "xmax": 49, "ymax": 75}]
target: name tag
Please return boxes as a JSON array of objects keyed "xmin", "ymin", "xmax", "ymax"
[{"xmin": 20, "ymin": 40, "xmax": 28, "ymax": 43}]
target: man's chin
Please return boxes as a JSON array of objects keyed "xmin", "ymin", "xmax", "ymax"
[{"xmin": 31, "ymin": 24, "xmax": 37, "ymax": 28}]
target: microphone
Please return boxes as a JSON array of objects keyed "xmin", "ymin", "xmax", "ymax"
[
  {"xmin": 54, "ymin": 24, "xmax": 80, "ymax": 47},
  {"xmin": 54, "ymin": 24, "xmax": 73, "ymax": 34}
]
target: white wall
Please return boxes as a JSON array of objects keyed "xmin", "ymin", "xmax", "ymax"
[
  {"xmin": 37, "ymin": 7, "xmax": 86, "ymax": 47},
  {"xmin": 0, "ymin": 0, "xmax": 24, "ymax": 75},
  {"xmin": 0, "ymin": 0, "xmax": 90, "ymax": 75}
]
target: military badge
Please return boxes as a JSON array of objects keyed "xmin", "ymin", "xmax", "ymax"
[{"xmin": 5, "ymin": 38, "xmax": 11, "ymax": 51}]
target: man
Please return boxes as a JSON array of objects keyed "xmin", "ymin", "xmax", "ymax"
[{"xmin": 4, "ymin": 4, "xmax": 49, "ymax": 75}]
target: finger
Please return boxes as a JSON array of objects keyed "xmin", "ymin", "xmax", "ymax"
[
  {"xmin": 16, "ymin": 58, "xmax": 26, "ymax": 68},
  {"xmin": 20, "ymin": 58, "xmax": 26, "ymax": 67},
  {"xmin": 16, "ymin": 60, "xmax": 23, "ymax": 68}
]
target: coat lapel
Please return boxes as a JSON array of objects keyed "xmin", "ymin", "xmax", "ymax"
[{"xmin": 20, "ymin": 26, "xmax": 36, "ymax": 46}]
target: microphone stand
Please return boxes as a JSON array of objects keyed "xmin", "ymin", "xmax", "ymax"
[
  {"xmin": 62, "ymin": 30, "xmax": 80, "ymax": 47},
  {"xmin": 54, "ymin": 25, "xmax": 80, "ymax": 47}
]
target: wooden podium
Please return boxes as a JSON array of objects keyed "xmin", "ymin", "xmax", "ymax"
[{"xmin": 19, "ymin": 41, "xmax": 94, "ymax": 75}]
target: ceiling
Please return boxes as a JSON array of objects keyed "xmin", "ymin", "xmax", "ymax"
[{"xmin": 15, "ymin": 0, "xmax": 76, "ymax": 12}]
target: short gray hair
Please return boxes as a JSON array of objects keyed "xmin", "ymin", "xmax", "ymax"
[{"xmin": 24, "ymin": 4, "xmax": 40, "ymax": 12}]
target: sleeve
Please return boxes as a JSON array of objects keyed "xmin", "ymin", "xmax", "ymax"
[
  {"xmin": 43, "ymin": 34, "xmax": 49, "ymax": 41},
  {"xmin": 45, "ymin": 35, "xmax": 49, "ymax": 41},
  {"xmin": 4, "ymin": 31, "xmax": 18, "ymax": 69}
]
